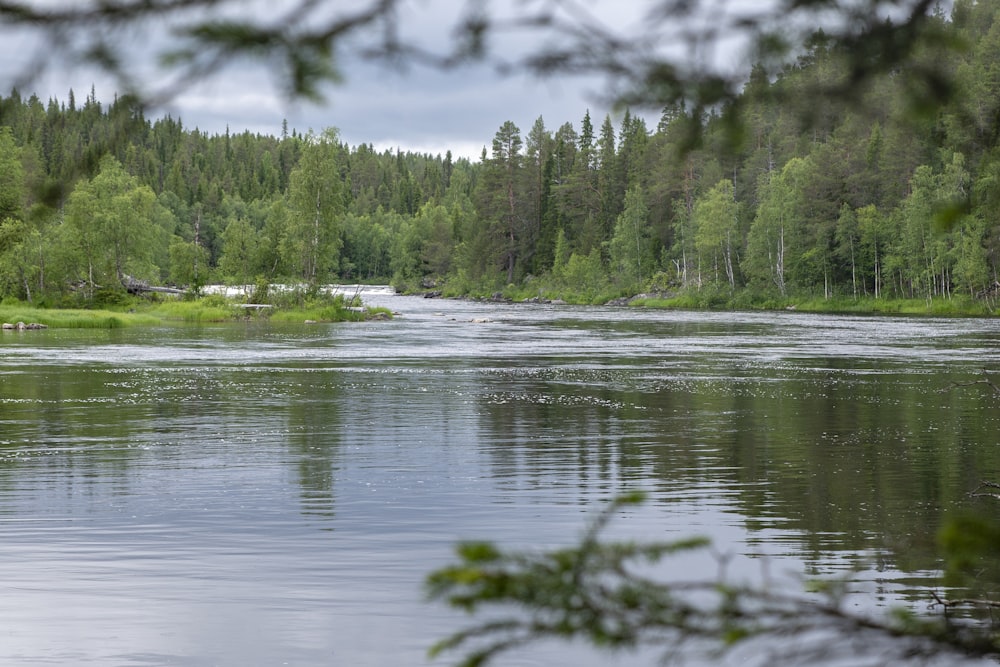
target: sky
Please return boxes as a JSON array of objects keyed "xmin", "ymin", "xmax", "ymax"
[
  {"xmin": 164, "ymin": 56, "xmax": 632, "ymax": 161},
  {"xmin": 0, "ymin": 0, "xmax": 759, "ymax": 160}
]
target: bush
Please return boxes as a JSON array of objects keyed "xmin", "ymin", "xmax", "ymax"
[{"xmin": 91, "ymin": 288, "xmax": 139, "ymax": 309}]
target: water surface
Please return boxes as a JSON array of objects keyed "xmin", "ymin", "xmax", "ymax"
[{"xmin": 2, "ymin": 291, "xmax": 999, "ymax": 666}]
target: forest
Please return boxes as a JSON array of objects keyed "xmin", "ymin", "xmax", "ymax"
[{"xmin": 1, "ymin": 1, "xmax": 999, "ymax": 312}]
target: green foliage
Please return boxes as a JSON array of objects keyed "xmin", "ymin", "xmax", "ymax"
[
  {"xmin": 146, "ymin": 298, "xmax": 235, "ymax": 322},
  {"xmin": 265, "ymin": 290, "xmax": 388, "ymax": 322},
  {"xmin": 283, "ymin": 129, "xmax": 346, "ymax": 284},
  {"xmin": 89, "ymin": 287, "xmax": 140, "ymax": 310},
  {"xmin": 693, "ymin": 180, "xmax": 740, "ymax": 290},
  {"xmin": 168, "ymin": 237, "xmax": 211, "ymax": 291},
  {"xmin": 555, "ymin": 249, "xmax": 610, "ymax": 303},
  {"xmin": 2, "ymin": 4, "xmax": 1000, "ymax": 312},
  {"xmin": 248, "ymin": 276, "xmax": 270, "ymax": 304},
  {"xmin": 268, "ymin": 304, "xmax": 363, "ymax": 323},
  {"xmin": 607, "ymin": 187, "xmax": 653, "ymax": 290},
  {"xmin": 218, "ymin": 215, "xmax": 262, "ymax": 285},
  {"xmin": 64, "ymin": 155, "xmax": 160, "ymax": 295},
  {"xmin": 744, "ymin": 158, "xmax": 812, "ymax": 294},
  {"xmin": 0, "ymin": 127, "xmax": 23, "ymax": 221}
]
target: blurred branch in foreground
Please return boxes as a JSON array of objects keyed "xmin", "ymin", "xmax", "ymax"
[
  {"xmin": 426, "ymin": 492, "xmax": 1000, "ymax": 667},
  {"xmin": 0, "ymin": 0, "xmax": 960, "ymax": 119}
]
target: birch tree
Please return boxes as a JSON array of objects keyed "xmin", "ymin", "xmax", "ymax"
[
  {"xmin": 693, "ymin": 180, "xmax": 739, "ymax": 289},
  {"xmin": 64, "ymin": 155, "xmax": 158, "ymax": 294},
  {"xmin": 284, "ymin": 128, "xmax": 345, "ymax": 284},
  {"xmin": 608, "ymin": 186, "xmax": 653, "ymax": 290}
]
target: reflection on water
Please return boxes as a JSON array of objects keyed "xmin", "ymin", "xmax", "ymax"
[{"xmin": 1, "ymin": 291, "xmax": 1000, "ymax": 665}]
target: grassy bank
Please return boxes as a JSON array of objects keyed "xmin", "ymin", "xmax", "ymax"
[
  {"xmin": 432, "ymin": 281, "xmax": 625, "ymax": 306},
  {"xmin": 269, "ymin": 304, "xmax": 393, "ymax": 323},
  {"xmin": 629, "ymin": 293, "xmax": 995, "ymax": 316},
  {"xmin": 0, "ymin": 305, "xmax": 161, "ymax": 329},
  {"xmin": 787, "ymin": 295, "xmax": 993, "ymax": 316},
  {"xmin": 144, "ymin": 295, "xmax": 394, "ymax": 324},
  {"xmin": 144, "ymin": 298, "xmax": 236, "ymax": 322},
  {"xmin": 415, "ymin": 277, "xmax": 997, "ymax": 316},
  {"xmin": 0, "ymin": 293, "xmax": 394, "ymax": 329},
  {"xmin": 419, "ymin": 266, "xmax": 999, "ymax": 316},
  {"xmin": 6, "ymin": 288, "xmax": 989, "ymax": 332},
  {"xmin": 427, "ymin": 276, "xmax": 996, "ymax": 316}
]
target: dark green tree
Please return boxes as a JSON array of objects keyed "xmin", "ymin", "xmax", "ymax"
[{"xmin": 471, "ymin": 121, "xmax": 529, "ymax": 284}]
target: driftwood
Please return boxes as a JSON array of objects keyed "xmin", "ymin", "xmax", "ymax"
[
  {"xmin": 970, "ymin": 481, "xmax": 1000, "ymax": 501},
  {"xmin": 121, "ymin": 275, "xmax": 185, "ymax": 295},
  {"xmin": 2, "ymin": 322, "xmax": 47, "ymax": 331},
  {"xmin": 945, "ymin": 372, "xmax": 1000, "ymax": 396}
]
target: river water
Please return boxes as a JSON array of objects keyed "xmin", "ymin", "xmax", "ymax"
[{"xmin": 2, "ymin": 289, "xmax": 1000, "ymax": 666}]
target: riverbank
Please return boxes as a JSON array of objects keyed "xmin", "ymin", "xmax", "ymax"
[
  {"xmin": 6, "ymin": 287, "xmax": 990, "ymax": 332},
  {"xmin": 420, "ymin": 283, "xmax": 996, "ymax": 317},
  {"xmin": 0, "ymin": 296, "xmax": 393, "ymax": 329},
  {"xmin": 627, "ymin": 293, "xmax": 996, "ymax": 316},
  {"xmin": 0, "ymin": 305, "xmax": 161, "ymax": 329}
]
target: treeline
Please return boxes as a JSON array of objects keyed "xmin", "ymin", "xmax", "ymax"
[
  {"xmin": 1, "ymin": 0, "xmax": 1000, "ymax": 308},
  {"xmin": 0, "ymin": 89, "xmax": 477, "ymax": 304}
]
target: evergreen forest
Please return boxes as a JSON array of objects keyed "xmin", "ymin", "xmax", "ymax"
[{"xmin": 2, "ymin": 2, "xmax": 1000, "ymax": 312}]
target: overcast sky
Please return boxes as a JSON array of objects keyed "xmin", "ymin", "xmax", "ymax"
[
  {"xmin": 163, "ymin": 56, "xmax": 641, "ymax": 161},
  {"xmin": 1, "ymin": 0, "xmax": 758, "ymax": 160}
]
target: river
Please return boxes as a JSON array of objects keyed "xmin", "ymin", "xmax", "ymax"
[{"xmin": 1, "ymin": 289, "xmax": 999, "ymax": 666}]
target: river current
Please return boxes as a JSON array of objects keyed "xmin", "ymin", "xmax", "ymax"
[{"xmin": 2, "ymin": 289, "xmax": 1000, "ymax": 666}]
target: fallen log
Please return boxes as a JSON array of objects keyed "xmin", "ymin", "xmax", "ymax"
[{"xmin": 121, "ymin": 274, "xmax": 185, "ymax": 295}]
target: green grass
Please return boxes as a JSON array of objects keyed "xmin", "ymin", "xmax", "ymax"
[
  {"xmin": 785, "ymin": 295, "xmax": 993, "ymax": 316},
  {"xmin": 269, "ymin": 305, "xmax": 364, "ymax": 323},
  {"xmin": 630, "ymin": 292, "xmax": 730, "ymax": 310},
  {"xmin": 143, "ymin": 299, "xmax": 238, "ymax": 322},
  {"xmin": 629, "ymin": 292, "xmax": 994, "ymax": 317},
  {"xmin": 0, "ymin": 305, "xmax": 160, "ymax": 329},
  {"xmin": 269, "ymin": 305, "xmax": 393, "ymax": 323}
]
